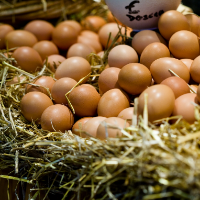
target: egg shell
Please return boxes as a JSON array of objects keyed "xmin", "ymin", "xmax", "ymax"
[
  {"xmin": 12, "ymin": 46, "xmax": 43, "ymax": 73},
  {"xmin": 51, "ymin": 77, "xmax": 77, "ymax": 105},
  {"xmin": 180, "ymin": 59, "xmax": 193, "ymax": 70},
  {"xmin": 97, "ymin": 88, "xmax": 130, "ymax": 117},
  {"xmin": 138, "ymin": 84, "xmax": 175, "ymax": 122},
  {"xmin": 58, "ymin": 20, "xmax": 82, "ymax": 33},
  {"xmin": 52, "ymin": 24, "xmax": 78, "ymax": 50},
  {"xmin": 169, "ymin": 30, "xmax": 200, "ymax": 60},
  {"xmin": 77, "ymin": 35, "xmax": 102, "ymax": 53},
  {"xmin": 172, "ymin": 93, "xmax": 198, "ymax": 124},
  {"xmin": 158, "ymin": 10, "xmax": 190, "ymax": 40},
  {"xmin": 55, "ymin": 57, "xmax": 91, "ymax": 82},
  {"xmin": 185, "ymin": 14, "xmax": 200, "ymax": 36},
  {"xmin": 81, "ymin": 117, "xmax": 106, "ymax": 138},
  {"xmin": 118, "ymin": 63, "xmax": 152, "ymax": 95},
  {"xmin": 81, "ymin": 16, "xmax": 107, "ymax": 32},
  {"xmin": 150, "ymin": 57, "xmax": 190, "ymax": 83},
  {"xmin": 20, "ymin": 92, "xmax": 53, "ymax": 122},
  {"xmin": 72, "ymin": 117, "xmax": 92, "ymax": 136},
  {"xmin": 96, "ymin": 117, "xmax": 129, "ymax": 140},
  {"xmin": 140, "ymin": 42, "xmax": 170, "ymax": 69},
  {"xmin": 68, "ymin": 84, "xmax": 100, "ymax": 117},
  {"xmin": 160, "ymin": 77, "xmax": 190, "ymax": 98},
  {"xmin": 67, "ymin": 43, "xmax": 95, "ymax": 59},
  {"xmin": 0, "ymin": 24, "xmax": 14, "ymax": 49},
  {"xmin": 131, "ymin": 30, "xmax": 167, "ymax": 55},
  {"xmin": 46, "ymin": 54, "xmax": 66, "ymax": 72},
  {"xmin": 24, "ymin": 20, "xmax": 54, "ymax": 41},
  {"xmin": 41, "ymin": 104, "xmax": 74, "ymax": 132},
  {"xmin": 197, "ymin": 85, "xmax": 200, "ymax": 102},
  {"xmin": 5, "ymin": 30, "xmax": 38, "ymax": 48},
  {"xmin": 117, "ymin": 107, "xmax": 134, "ymax": 121},
  {"xmin": 33, "ymin": 40, "xmax": 59, "ymax": 61},
  {"xmin": 108, "ymin": 45, "xmax": 138, "ymax": 68},
  {"xmin": 107, "ymin": 10, "xmax": 116, "ymax": 23},
  {"xmin": 189, "ymin": 56, "xmax": 200, "ymax": 83},
  {"xmin": 191, "ymin": 85, "xmax": 198, "ymax": 93},
  {"xmin": 26, "ymin": 76, "xmax": 55, "ymax": 96},
  {"xmin": 98, "ymin": 67, "xmax": 121, "ymax": 94},
  {"xmin": 6, "ymin": 76, "xmax": 26, "ymax": 86},
  {"xmin": 80, "ymin": 30, "xmax": 99, "ymax": 41}
]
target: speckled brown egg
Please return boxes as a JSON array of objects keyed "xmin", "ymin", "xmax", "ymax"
[
  {"xmin": 67, "ymin": 43, "xmax": 95, "ymax": 59},
  {"xmin": 108, "ymin": 45, "xmax": 138, "ymax": 68},
  {"xmin": 0, "ymin": 24, "xmax": 14, "ymax": 49},
  {"xmin": 96, "ymin": 117, "xmax": 129, "ymax": 140},
  {"xmin": 97, "ymin": 89, "xmax": 129, "ymax": 117},
  {"xmin": 58, "ymin": 20, "xmax": 82, "ymax": 34},
  {"xmin": 46, "ymin": 54, "xmax": 66, "ymax": 72},
  {"xmin": 33, "ymin": 40, "xmax": 59, "ymax": 61},
  {"xmin": 131, "ymin": 30, "xmax": 167, "ymax": 55},
  {"xmin": 98, "ymin": 67, "xmax": 121, "ymax": 94},
  {"xmin": 150, "ymin": 57, "xmax": 190, "ymax": 83},
  {"xmin": 52, "ymin": 24, "xmax": 78, "ymax": 50},
  {"xmin": 138, "ymin": 85, "xmax": 175, "ymax": 122},
  {"xmin": 68, "ymin": 84, "xmax": 100, "ymax": 117},
  {"xmin": 180, "ymin": 59, "xmax": 193, "ymax": 70},
  {"xmin": 41, "ymin": 104, "xmax": 74, "ymax": 132},
  {"xmin": 140, "ymin": 42, "xmax": 170, "ymax": 69},
  {"xmin": 12, "ymin": 46, "xmax": 43, "ymax": 73},
  {"xmin": 81, "ymin": 117, "xmax": 106, "ymax": 138},
  {"xmin": 24, "ymin": 20, "xmax": 54, "ymax": 41},
  {"xmin": 5, "ymin": 30, "xmax": 38, "ymax": 48},
  {"xmin": 160, "ymin": 77, "xmax": 190, "ymax": 98},
  {"xmin": 185, "ymin": 14, "xmax": 200, "ymax": 36},
  {"xmin": 158, "ymin": 10, "xmax": 190, "ymax": 40},
  {"xmin": 51, "ymin": 77, "xmax": 77, "ymax": 105},
  {"xmin": 118, "ymin": 63, "xmax": 152, "ymax": 95},
  {"xmin": 26, "ymin": 76, "xmax": 55, "ymax": 96},
  {"xmin": 190, "ymin": 56, "xmax": 200, "ymax": 83},
  {"xmin": 172, "ymin": 93, "xmax": 198, "ymax": 124},
  {"xmin": 169, "ymin": 30, "xmax": 200, "ymax": 59},
  {"xmin": 55, "ymin": 57, "xmax": 91, "ymax": 82},
  {"xmin": 20, "ymin": 92, "xmax": 53, "ymax": 122}
]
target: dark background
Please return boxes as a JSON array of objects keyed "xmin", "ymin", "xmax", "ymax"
[{"xmin": 181, "ymin": 0, "xmax": 200, "ymax": 15}]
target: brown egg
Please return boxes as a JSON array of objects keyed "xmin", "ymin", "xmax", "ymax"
[
  {"xmin": 0, "ymin": 24, "xmax": 14, "ymax": 49},
  {"xmin": 97, "ymin": 51, "xmax": 104, "ymax": 58},
  {"xmin": 180, "ymin": 59, "xmax": 193, "ymax": 70},
  {"xmin": 24, "ymin": 20, "xmax": 54, "ymax": 41},
  {"xmin": 5, "ymin": 30, "xmax": 38, "ymax": 48},
  {"xmin": 190, "ymin": 85, "xmax": 198, "ymax": 93},
  {"xmin": 108, "ymin": 45, "xmax": 138, "ymax": 68},
  {"xmin": 51, "ymin": 77, "xmax": 77, "ymax": 105},
  {"xmin": 169, "ymin": 30, "xmax": 200, "ymax": 59},
  {"xmin": 72, "ymin": 117, "xmax": 92, "ymax": 136},
  {"xmin": 41, "ymin": 104, "xmax": 74, "ymax": 132},
  {"xmin": 118, "ymin": 63, "xmax": 152, "ymax": 95},
  {"xmin": 81, "ymin": 16, "xmax": 106, "ymax": 32},
  {"xmin": 46, "ymin": 54, "xmax": 66, "ymax": 72},
  {"xmin": 107, "ymin": 11, "xmax": 116, "ymax": 23},
  {"xmin": 6, "ymin": 76, "xmax": 26, "ymax": 86},
  {"xmin": 96, "ymin": 117, "xmax": 129, "ymax": 140},
  {"xmin": 131, "ymin": 30, "xmax": 167, "ymax": 55},
  {"xmin": 33, "ymin": 40, "xmax": 59, "ymax": 61},
  {"xmin": 140, "ymin": 42, "xmax": 170, "ymax": 69},
  {"xmin": 12, "ymin": 47, "xmax": 43, "ymax": 73},
  {"xmin": 197, "ymin": 85, "xmax": 200, "ymax": 102},
  {"xmin": 190, "ymin": 56, "xmax": 200, "ymax": 83},
  {"xmin": 98, "ymin": 67, "xmax": 121, "ymax": 94},
  {"xmin": 55, "ymin": 57, "xmax": 91, "ymax": 82},
  {"xmin": 58, "ymin": 20, "xmax": 82, "ymax": 34},
  {"xmin": 117, "ymin": 107, "xmax": 134, "ymax": 121},
  {"xmin": 172, "ymin": 93, "xmax": 198, "ymax": 124},
  {"xmin": 77, "ymin": 35, "xmax": 102, "ymax": 53},
  {"xmin": 185, "ymin": 14, "xmax": 200, "ymax": 36},
  {"xmin": 68, "ymin": 84, "xmax": 100, "ymax": 117},
  {"xmin": 20, "ymin": 92, "xmax": 53, "ymax": 122},
  {"xmin": 158, "ymin": 10, "xmax": 190, "ymax": 40},
  {"xmin": 150, "ymin": 57, "xmax": 190, "ymax": 83},
  {"xmin": 138, "ymin": 85, "xmax": 175, "ymax": 122},
  {"xmin": 160, "ymin": 77, "xmax": 190, "ymax": 98},
  {"xmin": 67, "ymin": 43, "xmax": 95, "ymax": 59},
  {"xmin": 52, "ymin": 24, "xmax": 78, "ymax": 50},
  {"xmin": 81, "ymin": 117, "xmax": 106, "ymax": 138},
  {"xmin": 97, "ymin": 89, "xmax": 129, "ymax": 117},
  {"xmin": 80, "ymin": 30, "xmax": 99, "ymax": 41},
  {"xmin": 26, "ymin": 76, "xmax": 55, "ymax": 96}
]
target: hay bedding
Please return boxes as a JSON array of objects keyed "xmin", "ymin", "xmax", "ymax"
[{"xmin": 1, "ymin": 1, "xmax": 200, "ymax": 200}]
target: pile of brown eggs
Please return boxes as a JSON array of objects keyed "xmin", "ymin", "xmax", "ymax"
[{"xmin": 1, "ymin": 10, "xmax": 200, "ymax": 139}]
